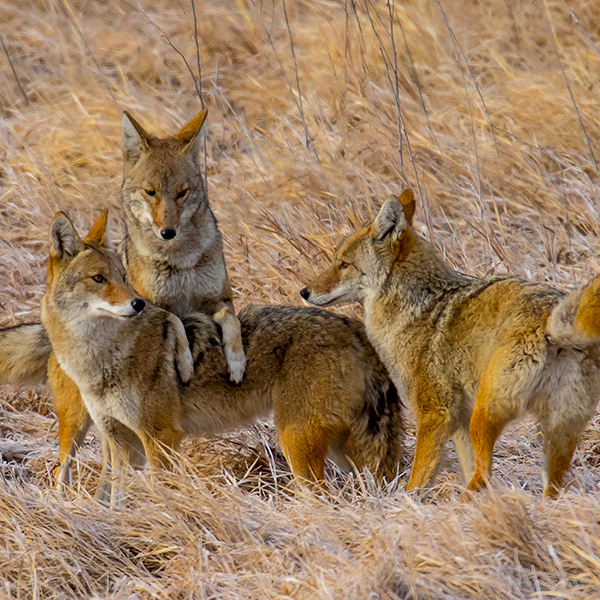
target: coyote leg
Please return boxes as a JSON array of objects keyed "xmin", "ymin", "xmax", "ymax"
[
  {"xmin": 542, "ymin": 426, "xmax": 579, "ymax": 498},
  {"xmin": 138, "ymin": 428, "xmax": 183, "ymax": 485},
  {"xmin": 405, "ymin": 409, "xmax": 452, "ymax": 491},
  {"xmin": 453, "ymin": 425, "xmax": 474, "ymax": 484},
  {"xmin": 49, "ymin": 354, "xmax": 92, "ymax": 492},
  {"xmin": 106, "ymin": 436, "xmax": 129, "ymax": 508},
  {"xmin": 539, "ymin": 406, "xmax": 591, "ymax": 499},
  {"xmin": 97, "ymin": 425, "xmax": 146, "ymax": 503},
  {"xmin": 213, "ymin": 305, "xmax": 246, "ymax": 384},
  {"xmin": 467, "ymin": 402, "xmax": 511, "ymax": 492},
  {"xmin": 96, "ymin": 436, "xmax": 112, "ymax": 503},
  {"xmin": 278, "ymin": 425, "xmax": 330, "ymax": 485},
  {"xmin": 467, "ymin": 345, "xmax": 544, "ymax": 493},
  {"xmin": 467, "ymin": 366, "xmax": 520, "ymax": 493}
]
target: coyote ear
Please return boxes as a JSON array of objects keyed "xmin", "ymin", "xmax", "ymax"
[
  {"xmin": 121, "ymin": 111, "xmax": 151, "ymax": 164},
  {"xmin": 49, "ymin": 212, "xmax": 84, "ymax": 261},
  {"xmin": 372, "ymin": 196, "xmax": 408, "ymax": 242},
  {"xmin": 398, "ymin": 188, "xmax": 415, "ymax": 225},
  {"xmin": 85, "ymin": 209, "xmax": 109, "ymax": 247},
  {"xmin": 177, "ymin": 109, "xmax": 208, "ymax": 157}
]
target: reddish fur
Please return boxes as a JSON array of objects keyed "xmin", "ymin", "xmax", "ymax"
[{"xmin": 574, "ymin": 278, "xmax": 600, "ymax": 340}]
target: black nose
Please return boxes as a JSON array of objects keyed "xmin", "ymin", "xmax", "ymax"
[
  {"xmin": 131, "ymin": 298, "xmax": 146, "ymax": 313},
  {"xmin": 160, "ymin": 228, "xmax": 177, "ymax": 240},
  {"xmin": 299, "ymin": 288, "xmax": 310, "ymax": 300}
]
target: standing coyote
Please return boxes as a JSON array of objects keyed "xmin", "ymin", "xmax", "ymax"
[
  {"xmin": 0, "ymin": 110, "xmax": 246, "ymax": 489},
  {"xmin": 39, "ymin": 211, "xmax": 402, "ymax": 503},
  {"xmin": 301, "ymin": 188, "xmax": 600, "ymax": 497}
]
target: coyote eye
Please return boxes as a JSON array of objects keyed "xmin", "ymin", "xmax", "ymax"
[
  {"xmin": 176, "ymin": 188, "xmax": 189, "ymax": 200},
  {"xmin": 340, "ymin": 261, "xmax": 350, "ymax": 270},
  {"xmin": 144, "ymin": 189, "xmax": 157, "ymax": 197},
  {"xmin": 91, "ymin": 274, "xmax": 107, "ymax": 284}
]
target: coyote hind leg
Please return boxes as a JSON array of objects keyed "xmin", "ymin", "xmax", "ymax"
[
  {"xmin": 278, "ymin": 424, "xmax": 330, "ymax": 487},
  {"xmin": 453, "ymin": 424, "xmax": 474, "ymax": 484},
  {"xmin": 405, "ymin": 408, "xmax": 452, "ymax": 492}
]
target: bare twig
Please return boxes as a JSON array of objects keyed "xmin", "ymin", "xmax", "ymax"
[
  {"xmin": 211, "ymin": 85, "xmax": 271, "ymax": 191},
  {"xmin": 394, "ymin": 11, "xmax": 443, "ymax": 157},
  {"xmin": 360, "ymin": 0, "xmax": 426, "ymax": 201},
  {"xmin": 190, "ymin": 0, "xmax": 208, "ymax": 196},
  {"xmin": 59, "ymin": 0, "xmax": 119, "ymax": 112},
  {"xmin": 0, "ymin": 35, "xmax": 28, "ymax": 106},
  {"xmin": 191, "ymin": 0, "xmax": 204, "ymax": 109},
  {"xmin": 434, "ymin": 0, "xmax": 499, "ymax": 156},
  {"xmin": 541, "ymin": 0, "xmax": 598, "ymax": 175},
  {"xmin": 360, "ymin": 0, "xmax": 404, "ymax": 171},
  {"xmin": 131, "ymin": 1, "xmax": 203, "ymax": 103},
  {"xmin": 385, "ymin": 0, "xmax": 404, "ymax": 168},
  {"xmin": 162, "ymin": 37, "xmax": 203, "ymax": 103},
  {"xmin": 350, "ymin": 0, "xmax": 369, "ymax": 75},
  {"xmin": 563, "ymin": 3, "xmax": 600, "ymax": 62},
  {"xmin": 458, "ymin": 52, "xmax": 481, "ymax": 199},
  {"xmin": 281, "ymin": 0, "xmax": 320, "ymax": 163}
]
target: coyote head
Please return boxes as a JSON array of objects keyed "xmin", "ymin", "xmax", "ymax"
[
  {"xmin": 43, "ymin": 210, "xmax": 145, "ymax": 323},
  {"xmin": 120, "ymin": 109, "xmax": 209, "ymax": 244},
  {"xmin": 300, "ymin": 188, "xmax": 416, "ymax": 306}
]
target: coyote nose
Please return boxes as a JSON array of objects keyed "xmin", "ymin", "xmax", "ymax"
[
  {"xmin": 299, "ymin": 288, "xmax": 310, "ymax": 300},
  {"xmin": 131, "ymin": 298, "xmax": 146, "ymax": 313},
  {"xmin": 160, "ymin": 228, "xmax": 177, "ymax": 240}
]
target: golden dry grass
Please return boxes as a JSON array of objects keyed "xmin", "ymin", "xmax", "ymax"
[{"xmin": 1, "ymin": 0, "xmax": 600, "ymax": 597}]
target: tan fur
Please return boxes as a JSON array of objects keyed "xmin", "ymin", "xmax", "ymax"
[
  {"xmin": 40, "ymin": 212, "xmax": 403, "ymax": 504},
  {"xmin": 302, "ymin": 189, "xmax": 600, "ymax": 498},
  {"xmin": 0, "ymin": 324, "xmax": 51, "ymax": 385}
]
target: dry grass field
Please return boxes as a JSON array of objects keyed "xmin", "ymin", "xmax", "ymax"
[{"xmin": 1, "ymin": 0, "xmax": 600, "ymax": 597}]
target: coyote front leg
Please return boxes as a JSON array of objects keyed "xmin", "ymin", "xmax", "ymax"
[{"xmin": 213, "ymin": 304, "xmax": 246, "ymax": 383}]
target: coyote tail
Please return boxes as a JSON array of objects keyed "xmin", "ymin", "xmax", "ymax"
[
  {"xmin": 0, "ymin": 323, "xmax": 51, "ymax": 384},
  {"xmin": 349, "ymin": 369, "xmax": 404, "ymax": 482},
  {"xmin": 547, "ymin": 277, "xmax": 600, "ymax": 345}
]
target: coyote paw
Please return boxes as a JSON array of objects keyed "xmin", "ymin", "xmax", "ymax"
[
  {"xmin": 226, "ymin": 348, "xmax": 247, "ymax": 384},
  {"xmin": 176, "ymin": 345, "xmax": 195, "ymax": 384}
]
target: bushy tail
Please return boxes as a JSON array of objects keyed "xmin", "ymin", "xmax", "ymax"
[
  {"xmin": 0, "ymin": 323, "xmax": 51, "ymax": 384},
  {"xmin": 547, "ymin": 276, "xmax": 600, "ymax": 345},
  {"xmin": 348, "ymin": 361, "xmax": 405, "ymax": 482}
]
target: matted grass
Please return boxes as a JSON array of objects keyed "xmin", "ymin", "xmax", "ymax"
[{"xmin": 0, "ymin": 0, "xmax": 599, "ymax": 597}]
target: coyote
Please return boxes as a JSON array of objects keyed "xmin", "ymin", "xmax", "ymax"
[
  {"xmin": 39, "ymin": 210, "xmax": 403, "ymax": 503},
  {"xmin": 0, "ymin": 109, "xmax": 246, "ymax": 489},
  {"xmin": 300, "ymin": 188, "xmax": 600, "ymax": 497}
]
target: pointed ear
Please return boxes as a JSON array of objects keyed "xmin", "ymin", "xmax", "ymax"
[
  {"xmin": 398, "ymin": 188, "xmax": 415, "ymax": 224},
  {"xmin": 372, "ymin": 196, "xmax": 407, "ymax": 242},
  {"xmin": 49, "ymin": 212, "xmax": 84, "ymax": 261},
  {"xmin": 177, "ymin": 109, "xmax": 208, "ymax": 155},
  {"xmin": 121, "ymin": 111, "xmax": 151, "ymax": 164},
  {"xmin": 84, "ymin": 209, "xmax": 109, "ymax": 246}
]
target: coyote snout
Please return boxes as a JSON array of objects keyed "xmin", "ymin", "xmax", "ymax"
[
  {"xmin": 143, "ymin": 189, "xmax": 186, "ymax": 242},
  {"xmin": 90, "ymin": 295, "xmax": 146, "ymax": 319}
]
